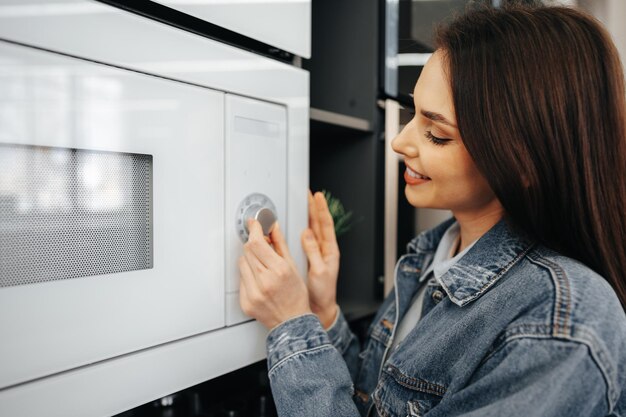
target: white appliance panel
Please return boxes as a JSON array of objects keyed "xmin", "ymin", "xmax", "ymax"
[
  {"xmin": 0, "ymin": 40, "xmax": 226, "ymax": 389},
  {"xmin": 0, "ymin": 320, "xmax": 268, "ymax": 417},
  {"xmin": 225, "ymin": 94, "xmax": 287, "ymax": 325},
  {"xmin": 0, "ymin": 1, "xmax": 309, "ymax": 415},
  {"xmin": 154, "ymin": 0, "xmax": 312, "ymax": 58}
]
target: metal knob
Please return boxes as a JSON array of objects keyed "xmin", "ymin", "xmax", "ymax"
[
  {"xmin": 244, "ymin": 205, "xmax": 277, "ymax": 237},
  {"xmin": 236, "ymin": 193, "xmax": 278, "ymax": 242}
]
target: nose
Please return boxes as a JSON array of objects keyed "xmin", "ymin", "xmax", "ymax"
[{"xmin": 391, "ymin": 120, "xmax": 419, "ymax": 158}]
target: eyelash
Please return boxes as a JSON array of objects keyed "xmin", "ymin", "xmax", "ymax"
[
  {"xmin": 425, "ymin": 130, "xmax": 449, "ymax": 146},
  {"xmin": 407, "ymin": 109, "xmax": 450, "ymax": 146}
]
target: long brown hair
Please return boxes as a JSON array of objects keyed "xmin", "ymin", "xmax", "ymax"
[{"xmin": 434, "ymin": 3, "xmax": 626, "ymax": 309}]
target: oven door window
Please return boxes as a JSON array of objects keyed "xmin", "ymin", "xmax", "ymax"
[{"xmin": 0, "ymin": 144, "xmax": 153, "ymax": 287}]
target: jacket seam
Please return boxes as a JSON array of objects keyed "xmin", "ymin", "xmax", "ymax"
[
  {"xmin": 522, "ymin": 249, "xmax": 618, "ymax": 409},
  {"xmin": 373, "ymin": 395, "xmax": 390, "ymax": 417},
  {"xmin": 384, "ymin": 364, "xmax": 447, "ymax": 397},
  {"xmin": 481, "ymin": 326, "xmax": 550, "ymax": 365},
  {"xmin": 268, "ymin": 343, "xmax": 334, "ymax": 376},
  {"xmin": 479, "ymin": 333, "xmax": 615, "ymax": 414},
  {"xmin": 526, "ymin": 250, "xmax": 572, "ymax": 337}
]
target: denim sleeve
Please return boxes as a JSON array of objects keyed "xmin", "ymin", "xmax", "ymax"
[
  {"xmin": 426, "ymin": 337, "xmax": 609, "ymax": 417},
  {"xmin": 266, "ymin": 314, "xmax": 361, "ymax": 417},
  {"xmin": 324, "ymin": 307, "xmax": 361, "ymax": 381}
]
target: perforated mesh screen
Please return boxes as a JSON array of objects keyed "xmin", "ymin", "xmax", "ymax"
[{"xmin": 0, "ymin": 144, "xmax": 153, "ymax": 287}]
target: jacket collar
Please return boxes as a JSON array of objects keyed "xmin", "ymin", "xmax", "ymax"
[{"xmin": 407, "ymin": 216, "xmax": 535, "ymax": 307}]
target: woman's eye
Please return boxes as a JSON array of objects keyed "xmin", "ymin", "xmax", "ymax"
[{"xmin": 424, "ymin": 130, "xmax": 450, "ymax": 146}]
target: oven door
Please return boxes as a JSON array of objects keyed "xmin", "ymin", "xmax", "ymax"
[{"xmin": 0, "ymin": 39, "xmax": 225, "ymax": 389}]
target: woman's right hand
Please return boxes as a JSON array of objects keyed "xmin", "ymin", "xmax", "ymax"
[{"xmin": 301, "ymin": 190, "xmax": 341, "ymax": 329}]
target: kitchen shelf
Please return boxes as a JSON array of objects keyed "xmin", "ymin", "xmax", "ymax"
[
  {"xmin": 307, "ymin": 0, "xmax": 385, "ymax": 332},
  {"xmin": 310, "ymin": 107, "xmax": 372, "ymax": 132}
]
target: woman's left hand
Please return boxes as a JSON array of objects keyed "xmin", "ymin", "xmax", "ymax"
[{"xmin": 238, "ymin": 218, "xmax": 312, "ymax": 329}]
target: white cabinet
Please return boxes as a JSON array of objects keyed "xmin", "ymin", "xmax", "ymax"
[{"xmin": 154, "ymin": 0, "xmax": 312, "ymax": 58}]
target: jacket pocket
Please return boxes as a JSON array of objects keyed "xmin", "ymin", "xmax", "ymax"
[{"xmin": 372, "ymin": 368, "xmax": 445, "ymax": 417}]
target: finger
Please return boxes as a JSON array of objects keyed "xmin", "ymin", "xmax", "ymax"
[
  {"xmin": 309, "ymin": 190, "xmax": 322, "ymax": 242},
  {"xmin": 270, "ymin": 222, "xmax": 292, "ymax": 260},
  {"xmin": 243, "ymin": 242, "xmax": 267, "ymax": 277},
  {"xmin": 247, "ymin": 218, "xmax": 283, "ymax": 270},
  {"xmin": 301, "ymin": 228, "xmax": 325, "ymax": 271},
  {"xmin": 314, "ymin": 192, "xmax": 339, "ymax": 252},
  {"xmin": 239, "ymin": 255, "xmax": 266, "ymax": 301}
]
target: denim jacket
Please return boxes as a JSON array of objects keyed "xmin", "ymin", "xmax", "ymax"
[{"xmin": 266, "ymin": 217, "xmax": 626, "ymax": 417}]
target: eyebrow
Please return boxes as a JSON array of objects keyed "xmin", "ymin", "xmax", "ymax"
[
  {"xmin": 420, "ymin": 110, "xmax": 458, "ymax": 129},
  {"xmin": 409, "ymin": 93, "xmax": 458, "ymax": 129}
]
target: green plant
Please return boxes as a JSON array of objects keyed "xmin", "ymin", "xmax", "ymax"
[{"xmin": 322, "ymin": 189, "xmax": 361, "ymax": 237}]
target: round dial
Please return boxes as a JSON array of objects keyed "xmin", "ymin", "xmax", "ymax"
[{"xmin": 236, "ymin": 193, "xmax": 278, "ymax": 242}]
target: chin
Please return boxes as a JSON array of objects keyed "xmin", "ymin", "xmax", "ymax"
[
  {"xmin": 405, "ymin": 194, "xmax": 434, "ymax": 209},
  {"xmin": 404, "ymin": 190, "xmax": 450, "ymax": 211}
]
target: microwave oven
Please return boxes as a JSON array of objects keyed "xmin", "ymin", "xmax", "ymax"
[
  {"xmin": 0, "ymin": 1, "xmax": 309, "ymax": 416},
  {"xmin": 148, "ymin": 0, "xmax": 311, "ymax": 58}
]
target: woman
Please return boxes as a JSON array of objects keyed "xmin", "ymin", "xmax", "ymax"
[{"xmin": 238, "ymin": 3, "xmax": 626, "ymax": 416}]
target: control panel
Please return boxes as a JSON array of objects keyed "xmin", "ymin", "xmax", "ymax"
[{"xmin": 224, "ymin": 95, "xmax": 287, "ymax": 325}]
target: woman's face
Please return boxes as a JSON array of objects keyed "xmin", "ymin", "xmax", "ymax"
[{"xmin": 391, "ymin": 51, "xmax": 501, "ymax": 216}]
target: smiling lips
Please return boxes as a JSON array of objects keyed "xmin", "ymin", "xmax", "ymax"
[{"xmin": 404, "ymin": 165, "xmax": 431, "ymax": 185}]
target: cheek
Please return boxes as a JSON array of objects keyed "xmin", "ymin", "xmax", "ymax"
[
  {"xmin": 429, "ymin": 151, "xmax": 495, "ymax": 202},
  {"xmin": 421, "ymin": 148, "xmax": 476, "ymax": 184},
  {"xmin": 446, "ymin": 162, "xmax": 495, "ymax": 204}
]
